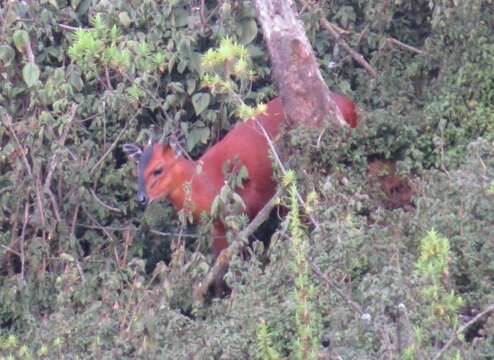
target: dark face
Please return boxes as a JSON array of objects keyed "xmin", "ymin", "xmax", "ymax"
[
  {"xmin": 136, "ymin": 145, "xmax": 154, "ymax": 205},
  {"xmin": 123, "ymin": 143, "xmax": 177, "ymax": 206}
]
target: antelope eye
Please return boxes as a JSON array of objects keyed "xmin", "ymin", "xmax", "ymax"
[{"xmin": 152, "ymin": 167, "xmax": 164, "ymax": 176}]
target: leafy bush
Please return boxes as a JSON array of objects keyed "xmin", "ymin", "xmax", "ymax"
[{"xmin": 1, "ymin": 0, "xmax": 493, "ymax": 359}]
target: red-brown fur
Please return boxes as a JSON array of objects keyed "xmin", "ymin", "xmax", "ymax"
[{"xmin": 128, "ymin": 93, "xmax": 358, "ymax": 258}]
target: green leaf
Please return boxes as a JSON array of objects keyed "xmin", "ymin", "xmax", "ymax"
[
  {"xmin": 188, "ymin": 52, "xmax": 203, "ymax": 74},
  {"xmin": 237, "ymin": 19, "xmax": 258, "ymax": 44},
  {"xmin": 186, "ymin": 78, "xmax": 197, "ymax": 95},
  {"xmin": 177, "ymin": 60, "xmax": 187, "ymax": 74},
  {"xmin": 167, "ymin": 82, "xmax": 184, "ymax": 93},
  {"xmin": 13, "ymin": 30, "xmax": 30, "ymax": 51},
  {"xmin": 119, "ymin": 12, "xmax": 131, "ymax": 27},
  {"xmin": 0, "ymin": 45, "xmax": 15, "ymax": 66},
  {"xmin": 191, "ymin": 93, "xmax": 210, "ymax": 115},
  {"xmin": 187, "ymin": 127, "xmax": 210, "ymax": 151},
  {"xmin": 173, "ymin": 9, "xmax": 189, "ymax": 27},
  {"xmin": 48, "ymin": 0, "xmax": 59, "ymax": 8},
  {"xmin": 22, "ymin": 63, "xmax": 40, "ymax": 87},
  {"xmin": 68, "ymin": 71, "xmax": 84, "ymax": 92}
]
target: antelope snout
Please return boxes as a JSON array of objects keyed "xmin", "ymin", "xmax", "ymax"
[{"xmin": 137, "ymin": 191, "xmax": 148, "ymax": 206}]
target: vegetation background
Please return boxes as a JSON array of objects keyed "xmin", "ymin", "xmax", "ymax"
[{"xmin": 1, "ymin": 0, "xmax": 493, "ymax": 359}]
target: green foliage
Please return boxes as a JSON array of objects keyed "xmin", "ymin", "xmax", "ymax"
[
  {"xmin": 201, "ymin": 37, "xmax": 268, "ymax": 120},
  {"xmin": 256, "ymin": 173, "xmax": 322, "ymax": 359},
  {"xmin": 414, "ymin": 230, "xmax": 464, "ymax": 347},
  {"xmin": 287, "ymin": 178, "xmax": 321, "ymax": 359},
  {"xmin": 256, "ymin": 320, "xmax": 282, "ymax": 360},
  {"xmin": 1, "ymin": 0, "xmax": 494, "ymax": 359}
]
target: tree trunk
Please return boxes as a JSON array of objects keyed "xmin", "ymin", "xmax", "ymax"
[{"xmin": 252, "ymin": 0, "xmax": 348, "ymax": 129}]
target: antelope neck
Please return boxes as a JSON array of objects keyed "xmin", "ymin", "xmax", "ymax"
[{"xmin": 164, "ymin": 156, "xmax": 193, "ymax": 209}]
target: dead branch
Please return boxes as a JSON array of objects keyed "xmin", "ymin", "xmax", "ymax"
[
  {"xmin": 57, "ymin": 23, "xmax": 80, "ymax": 31},
  {"xmin": 20, "ymin": 203, "xmax": 29, "ymax": 281},
  {"xmin": 90, "ymin": 123, "xmax": 128, "ymax": 175},
  {"xmin": 0, "ymin": 245, "xmax": 21, "ymax": 257},
  {"xmin": 320, "ymin": 19, "xmax": 377, "ymax": 78},
  {"xmin": 193, "ymin": 188, "xmax": 282, "ymax": 301},
  {"xmin": 387, "ymin": 37, "xmax": 424, "ymax": 55},
  {"xmin": 89, "ymin": 188, "xmax": 122, "ymax": 213},
  {"xmin": 44, "ymin": 104, "xmax": 78, "ymax": 193},
  {"xmin": 199, "ymin": 0, "xmax": 207, "ymax": 29},
  {"xmin": 311, "ymin": 262, "xmax": 364, "ymax": 315},
  {"xmin": 433, "ymin": 303, "xmax": 494, "ymax": 360},
  {"xmin": 3, "ymin": 114, "xmax": 33, "ymax": 178}
]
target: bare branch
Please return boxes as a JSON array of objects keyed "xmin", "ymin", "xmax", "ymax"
[
  {"xmin": 311, "ymin": 263, "xmax": 364, "ymax": 315},
  {"xmin": 199, "ymin": 0, "xmax": 207, "ymax": 29},
  {"xmin": 44, "ymin": 104, "xmax": 78, "ymax": 193},
  {"xmin": 433, "ymin": 303, "xmax": 494, "ymax": 360},
  {"xmin": 320, "ymin": 19, "xmax": 377, "ymax": 78},
  {"xmin": 0, "ymin": 245, "xmax": 21, "ymax": 257},
  {"xmin": 193, "ymin": 188, "xmax": 282, "ymax": 301},
  {"xmin": 89, "ymin": 188, "xmax": 122, "ymax": 213},
  {"xmin": 388, "ymin": 37, "xmax": 424, "ymax": 55},
  {"xmin": 90, "ymin": 123, "xmax": 128, "ymax": 175},
  {"xmin": 57, "ymin": 23, "xmax": 80, "ymax": 31},
  {"xmin": 3, "ymin": 114, "xmax": 33, "ymax": 178}
]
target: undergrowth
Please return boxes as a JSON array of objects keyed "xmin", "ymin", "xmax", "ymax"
[{"xmin": 1, "ymin": 0, "xmax": 494, "ymax": 358}]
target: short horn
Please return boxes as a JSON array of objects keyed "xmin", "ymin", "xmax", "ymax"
[
  {"xmin": 169, "ymin": 130, "xmax": 186, "ymax": 156},
  {"xmin": 122, "ymin": 143, "xmax": 143, "ymax": 162}
]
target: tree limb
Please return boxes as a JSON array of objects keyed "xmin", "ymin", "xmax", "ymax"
[
  {"xmin": 320, "ymin": 19, "xmax": 377, "ymax": 78},
  {"xmin": 252, "ymin": 0, "xmax": 348, "ymax": 129},
  {"xmin": 433, "ymin": 303, "xmax": 494, "ymax": 360},
  {"xmin": 387, "ymin": 37, "xmax": 424, "ymax": 55},
  {"xmin": 193, "ymin": 188, "xmax": 282, "ymax": 301}
]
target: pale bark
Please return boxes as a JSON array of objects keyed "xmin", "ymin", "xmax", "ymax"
[{"xmin": 252, "ymin": 0, "xmax": 348, "ymax": 129}]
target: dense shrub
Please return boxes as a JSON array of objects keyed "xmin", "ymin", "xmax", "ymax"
[{"xmin": 1, "ymin": 0, "xmax": 493, "ymax": 358}]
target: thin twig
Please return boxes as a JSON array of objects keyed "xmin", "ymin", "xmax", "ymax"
[
  {"xmin": 0, "ymin": 244, "xmax": 21, "ymax": 257},
  {"xmin": 35, "ymin": 175, "xmax": 46, "ymax": 227},
  {"xmin": 70, "ymin": 205, "xmax": 80, "ymax": 237},
  {"xmin": 205, "ymin": 3, "xmax": 222, "ymax": 23},
  {"xmin": 75, "ymin": 259, "xmax": 86, "ymax": 284},
  {"xmin": 433, "ymin": 303, "xmax": 494, "ymax": 360},
  {"xmin": 387, "ymin": 37, "xmax": 423, "ymax": 55},
  {"xmin": 193, "ymin": 188, "xmax": 282, "ymax": 301},
  {"xmin": 320, "ymin": 19, "xmax": 377, "ymax": 78},
  {"xmin": 44, "ymin": 106, "xmax": 77, "ymax": 215},
  {"xmin": 82, "ymin": 207, "xmax": 116, "ymax": 243},
  {"xmin": 311, "ymin": 263, "xmax": 364, "ymax": 315},
  {"xmin": 150, "ymin": 229, "xmax": 204, "ymax": 238},
  {"xmin": 123, "ymin": 268, "xmax": 162, "ymax": 333},
  {"xmin": 19, "ymin": 203, "xmax": 29, "ymax": 282},
  {"xmin": 69, "ymin": 204, "xmax": 86, "ymax": 283},
  {"xmin": 122, "ymin": 227, "xmax": 132, "ymax": 267},
  {"xmin": 89, "ymin": 188, "xmax": 122, "ymax": 213},
  {"xmin": 3, "ymin": 114, "xmax": 33, "ymax": 178},
  {"xmin": 47, "ymin": 189, "xmax": 62, "ymax": 222},
  {"xmin": 90, "ymin": 123, "xmax": 128, "ymax": 175},
  {"xmin": 256, "ymin": 121, "xmax": 320, "ymax": 230},
  {"xmin": 57, "ymin": 23, "xmax": 81, "ymax": 31},
  {"xmin": 199, "ymin": 0, "xmax": 207, "ymax": 29},
  {"xmin": 8, "ymin": 202, "xmax": 21, "ymax": 265},
  {"xmin": 104, "ymin": 65, "xmax": 113, "ymax": 90},
  {"xmin": 24, "ymin": 38, "xmax": 35, "ymax": 64}
]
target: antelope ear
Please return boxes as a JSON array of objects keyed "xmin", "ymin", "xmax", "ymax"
[{"xmin": 122, "ymin": 143, "xmax": 143, "ymax": 162}]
